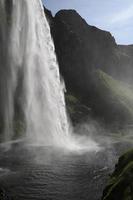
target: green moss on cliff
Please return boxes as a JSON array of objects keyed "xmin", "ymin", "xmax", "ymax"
[
  {"xmin": 102, "ymin": 149, "xmax": 133, "ymax": 200},
  {"xmin": 65, "ymin": 93, "xmax": 91, "ymax": 124},
  {"xmin": 65, "ymin": 94, "xmax": 79, "ymax": 104},
  {"xmin": 96, "ymin": 70, "xmax": 133, "ymax": 119}
]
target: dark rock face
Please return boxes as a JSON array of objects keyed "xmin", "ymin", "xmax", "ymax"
[
  {"xmin": 52, "ymin": 10, "xmax": 116, "ymax": 92},
  {"xmin": 52, "ymin": 10, "xmax": 133, "ymax": 84},
  {"xmin": 45, "ymin": 9, "xmax": 133, "ymax": 127},
  {"xmin": 44, "ymin": 6, "xmax": 53, "ymax": 26}
]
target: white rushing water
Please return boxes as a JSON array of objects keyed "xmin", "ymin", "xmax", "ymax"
[{"xmin": 0, "ymin": 0, "xmax": 99, "ymax": 151}]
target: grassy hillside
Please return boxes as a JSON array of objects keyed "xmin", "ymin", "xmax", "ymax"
[{"xmin": 95, "ymin": 70, "xmax": 133, "ymax": 119}]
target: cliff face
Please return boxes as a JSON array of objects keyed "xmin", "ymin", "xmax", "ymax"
[
  {"xmin": 44, "ymin": 6, "xmax": 53, "ymax": 25},
  {"xmin": 45, "ymin": 8, "xmax": 133, "ymax": 127},
  {"xmin": 52, "ymin": 9, "xmax": 133, "ymax": 83},
  {"xmin": 52, "ymin": 10, "xmax": 117, "ymax": 92}
]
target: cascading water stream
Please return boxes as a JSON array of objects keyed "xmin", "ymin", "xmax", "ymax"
[
  {"xmin": 11, "ymin": 0, "xmax": 70, "ymax": 147},
  {"xmin": 0, "ymin": 0, "xmax": 99, "ymax": 151}
]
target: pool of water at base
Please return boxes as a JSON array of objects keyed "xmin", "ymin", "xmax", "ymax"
[{"xmin": 0, "ymin": 141, "xmax": 132, "ymax": 200}]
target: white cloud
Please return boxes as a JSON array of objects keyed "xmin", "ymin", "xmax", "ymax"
[{"xmin": 111, "ymin": 4, "xmax": 133, "ymax": 24}]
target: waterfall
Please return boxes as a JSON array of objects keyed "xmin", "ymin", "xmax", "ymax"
[{"xmin": 0, "ymin": 0, "xmax": 99, "ymax": 151}]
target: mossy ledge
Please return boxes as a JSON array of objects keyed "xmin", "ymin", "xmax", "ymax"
[
  {"xmin": 65, "ymin": 93, "xmax": 91, "ymax": 124},
  {"xmin": 102, "ymin": 149, "xmax": 133, "ymax": 200}
]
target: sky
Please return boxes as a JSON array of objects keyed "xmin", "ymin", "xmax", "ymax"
[{"xmin": 43, "ymin": 0, "xmax": 133, "ymax": 45}]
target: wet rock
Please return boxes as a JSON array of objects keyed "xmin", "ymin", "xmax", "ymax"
[{"xmin": 102, "ymin": 149, "xmax": 133, "ymax": 200}]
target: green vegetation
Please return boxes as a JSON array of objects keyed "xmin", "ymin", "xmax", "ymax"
[
  {"xmin": 102, "ymin": 149, "xmax": 133, "ymax": 200},
  {"xmin": 65, "ymin": 93, "xmax": 81, "ymax": 115},
  {"xmin": 96, "ymin": 71, "xmax": 133, "ymax": 199},
  {"xmin": 65, "ymin": 94, "xmax": 79, "ymax": 104},
  {"xmin": 65, "ymin": 94, "xmax": 79, "ymax": 115},
  {"xmin": 65, "ymin": 93, "xmax": 91, "ymax": 124},
  {"xmin": 96, "ymin": 70, "xmax": 133, "ymax": 118}
]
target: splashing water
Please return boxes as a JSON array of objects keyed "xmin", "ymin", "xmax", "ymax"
[{"xmin": 0, "ymin": 0, "xmax": 99, "ymax": 152}]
